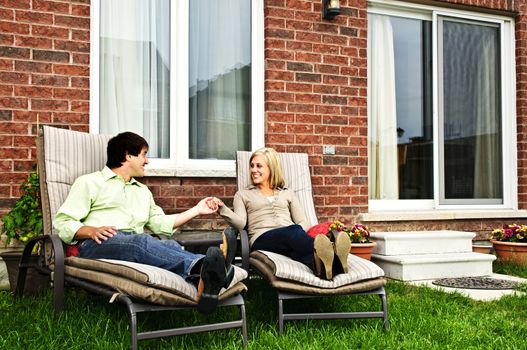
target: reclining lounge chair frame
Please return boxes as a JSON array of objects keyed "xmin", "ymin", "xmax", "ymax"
[
  {"xmin": 235, "ymin": 151, "xmax": 389, "ymax": 333},
  {"xmin": 15, "ymin": 126, "xmax": 248, "ymax": 349}
]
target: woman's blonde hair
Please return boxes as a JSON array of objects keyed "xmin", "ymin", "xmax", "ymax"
[{"xmin": 250, "ymin": 147, "xmax": 285, "ymax": 189}]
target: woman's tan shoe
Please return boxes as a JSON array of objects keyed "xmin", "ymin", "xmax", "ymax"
[
  {"xmin": 314, "ymin": 234, "xmax": 334, "ymax": 280},
  {"xmin": 333, "ymin": 231, "xmax": 351, "ymax": 274}
]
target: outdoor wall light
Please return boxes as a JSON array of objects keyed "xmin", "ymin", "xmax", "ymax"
[{"xmin": 322, "ymin": 0, "xmax": 340, "ymax": 20}]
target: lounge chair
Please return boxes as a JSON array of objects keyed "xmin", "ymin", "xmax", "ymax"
[
  {"xmin": 15, "ymin": 126, "xmax": 248, "ymax": 349},
  {"xmin": 235, "ymin": 150, "xmax": 389, "ymax": 333}
]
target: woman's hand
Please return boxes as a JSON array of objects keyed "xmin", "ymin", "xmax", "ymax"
[
  {"xmin": 196, "ymin": 197, "xmax": 219, "ymax": 214},
  {"xmin": 210, "ymin": 197, "xmax": 224, "ymax": 208}
]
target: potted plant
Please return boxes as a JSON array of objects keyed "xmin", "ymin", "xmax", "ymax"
[
  {"xmin": 490, "ymin": 224, "xmax": 527, "ymax": 265},
  {"xmin": 0, "ymin": 168, "xmax": 48, "ymax": 294},
  {"xmin": 308, "ymin": 220, "xmax": 376, "ymax": 260}
]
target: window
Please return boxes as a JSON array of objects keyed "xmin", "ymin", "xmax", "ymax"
[
  {"xmin": 368, "ymin": 1, "xmax": 516, "ymax": 211},
  {"xmin": 90, "ymin": 0, "xmax": 264, "ymax": 176}
]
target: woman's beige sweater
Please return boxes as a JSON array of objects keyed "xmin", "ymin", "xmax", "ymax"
[{"xmin": 219, "ymin": 186, "xmax": 309, "ymax": 246}]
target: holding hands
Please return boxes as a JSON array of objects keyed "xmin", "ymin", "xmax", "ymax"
[
  {"xmin": 207, "ymin": 197, "xmax": 224, "ymax": 211},
  {"xmin": 196, "ymin": 197, "xmax": 224, "ymax": 215}
]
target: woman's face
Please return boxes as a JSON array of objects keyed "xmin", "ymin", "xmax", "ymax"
[{"xmin": 250, "ymin": 154, "xmax": 271, "ymax": 187}]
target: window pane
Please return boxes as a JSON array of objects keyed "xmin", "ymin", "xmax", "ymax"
[
  {"xmin": 393, "ymin": 17, "xmax": 433, "ymax": 199},
  {"xmin": 368, "ymin": 14, "xmax": 433, "ymax": 200},
  {"xmin": 99, "ymin": 0, "xmax": 170, "ymax": 158},
  {"xmin": 441, "ymin": 18, "xmax": 502, "ymax": 202},
  {"xmin": 189, "ymin": 0, "xmax": 252, "ymax": 160}
]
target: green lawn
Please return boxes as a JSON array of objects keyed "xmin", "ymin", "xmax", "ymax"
[{"xmin": 1, "ymin": 261, "xmax": 525, "ymax": 350}]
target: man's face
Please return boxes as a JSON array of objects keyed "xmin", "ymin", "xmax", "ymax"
[{"xmin": 127, "ymin": 147, "xmax": 149, "ymax": 177}]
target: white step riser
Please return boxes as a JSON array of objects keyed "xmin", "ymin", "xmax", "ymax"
[
  {"xmin": 372, "ymin": 253, "xmax": 496, "ymax": 281},
  {"xmin": 371, "ymin": 231, "xmax": 476, "ymax": 255}
]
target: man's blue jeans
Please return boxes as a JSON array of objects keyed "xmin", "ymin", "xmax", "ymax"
[
  {"xmin": 252, "ymin": 224, "xmax": 315, "ymax": 272},
  {"xmin": 78, "ymin": 231, "xmax": 204, "ymax": 278}
]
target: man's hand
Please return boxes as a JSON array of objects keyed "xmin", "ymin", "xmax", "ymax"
[{"xmin": 76, "ymin": 225, "xmax": 117, "ymax": 244}]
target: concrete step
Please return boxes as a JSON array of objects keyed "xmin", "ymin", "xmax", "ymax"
[
  {"xmin": 371, "ymin": 230, "xmax": 475, "ymax": 255},
  {"xmin": 372, "ymin": 252, "xmax": 496, "ymax": 281}
]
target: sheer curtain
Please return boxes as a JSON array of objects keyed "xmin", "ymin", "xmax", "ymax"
[
  {"xmin": 442, "ymin": 20, "xmax": 501, "ymax": 200},
  {"xmin": 368, "ymin": 14, "xmax": 399, "ymax": 199},
  {"xmin": 188, "ymin": 0, "xmax": 251, "ymax": 160},
  {"xmin": 473, "ymin": 31, "xmax": 501, "ymax": 198},
  {"xmin": 99, "ymin": 0, "xmax": 170, "ymax": 158}
]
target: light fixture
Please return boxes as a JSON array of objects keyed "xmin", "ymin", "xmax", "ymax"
[{"xmin": 322, "ymin": 0, "xmax": 340, "ymax": 20}]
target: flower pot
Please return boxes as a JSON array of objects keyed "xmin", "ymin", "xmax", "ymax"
[
  {"xmin": 490, "ymin": 240, "xmax": 527, "ymax": 265},
  {"xmin": 0, "ymin": 251, "xmax": 50, "ymax": 295},
  {"xmin": 472, "ymin": 242, "xmax": 493, "ymax": 254},
  {"xmin": 349, "ymin": 242, "xmax": 377, "ymax": 261}
]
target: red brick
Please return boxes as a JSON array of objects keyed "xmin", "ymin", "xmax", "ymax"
[
  {"xmin": 31, "ymin": 98, "xmax": 68, "ymax": 111},
  {"xmin": 53, "ymin": 64, "xmax": 89, "ymax": 76},
  {"xmin": 13, "ymin": 159, "xmax": 34, "ymax": 171},
  {"xmin": 0, "ymin": 33, "xmax": 14, "ymax": 45},
  {"xmin": 3, "ymin": 0, "xmax": 31, "ymax": 9},
  {"xmin": 72, "ymin": 53, "xmax": 89, "ymax": 65},
  {"xmin": 295, "ymin": 93, "xmax": 321, "ymax": 103},
  {"xmin": 55, "ymin": 40, "xmax": 90, "ymax": 53},
  {"xmin": 32, "ymin": 25, "xmax": 69, "ymax": 39},
  {"xmin": 15, "ymin": 85, "xmax": 52, "ymax": 98},
  {"xmin": 70, "ymin": 100, "xmax": 89, "ymax": 112},
  {"xmin": 0, "ymin": 97, "xmax": 28, "ymax": 109},
  {"xmin": 0, "ymin": 147, "xmax": 30, "ymax": 159},
  {"xmin": 286, "ymin": 41, "xmax": 313, "ymax": 51},
  {"xmin": 33, "ymin": 50, "xmax": 69, "ymax": 62},
  {"xmin": 33, "ymin": 0, "xmax": 70, "ymax": 13},
  {"xmin": 286, "ymin": 82, "xmax": 313, "ymax": 92},
  {"xmin": 267, "ymin": 49, "xmax": 295, "ymax": 60},
  {"xmin": 55, "ymin": 15, "xmax": 90, "ymax": 29},
  {"xmin": 0, "ymin": 85, "xmax": 13, "ymax": 96},
  {"xmin": 71, "ymin": 29, "xmax": 90, "ymax": 42},
  {"xmin": 15, "ymin": 60, "xmax": 52, "ymax": 73},
  {"xmin": 53, "ymin": 87, "xmax": 89, "ymax": 100},
  {"xmin": 71, "ymin": 4, "xmax": 90, "ymax": 17},
  {"xmin": 0, "ymin": 21, "xmax": 30, "ymax": 35},
  {"xmin": 15, "ymin": 10, "xmax": 53, "ymax": 24},
  {"xmin": 0, "ymin": 46, "xmax": 30, "ymax": 59},
  {"xmin": 31, "ymin": 74, "xmax": 69, "ymax": 86},
  {"xmin": 52, "ymin": 112, "xmax": 87, "ymax": 124},
  {"xmin": 0, "ymin": 9, "xmax": 14, "ymax": 20}
]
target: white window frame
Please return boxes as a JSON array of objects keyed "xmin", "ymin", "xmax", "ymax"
[
  {"xmin": 89, "ymin": 0, "xmax": 264, "ymax": 177},
  {"xmin": 368, "ymin": 0, "xmax": 517, "ymax": 212}
]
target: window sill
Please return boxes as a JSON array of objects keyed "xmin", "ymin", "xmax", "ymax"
[
  {"xmin": 145, "ymin": 167, "xmax": 235, "ymax": 178},
  {"xmin": 359, "ymin": 210, "xmax": 527, "ymax": 222}
]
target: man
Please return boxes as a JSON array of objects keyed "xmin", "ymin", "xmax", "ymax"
[{"xmin": 54, "ymin": 131, "xmax": 236, "ymax": 314}]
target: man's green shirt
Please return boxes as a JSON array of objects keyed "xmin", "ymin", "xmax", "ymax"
[{"xmin": 54, "ymin": 167, "xmax": 177, "ymax": 244}]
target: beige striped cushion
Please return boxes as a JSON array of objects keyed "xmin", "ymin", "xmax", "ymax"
[
  {"xmin": 236, "ymin": 151, "xmax": 318, "ymax": 228},
  {"xmin": 66, "ymin": 257, "xmax": 248, "ymax": 301},
  {"xmin": 251, "ymin": 250, "xmax": 384, "ymax": 289},
  {"xmin": 65, "ymin": 265, "xmax": 247, "ymax": 306},
  {"xmin": 40, "ymin": 126, "xmax": 113, "ymax": 235}
]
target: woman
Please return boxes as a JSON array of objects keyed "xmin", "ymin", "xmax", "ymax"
[{"xmin": 215, "ymin": 147, "xmax": 351, "ymax": 280}]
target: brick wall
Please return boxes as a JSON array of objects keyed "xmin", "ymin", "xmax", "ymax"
[
  {"xmin": 0, "ymin": 0, "xmax": 91, "ymax": 215},
  {"xmin": 0, "ymin": 0, "xmax": 526, "ymax": 237},
  {"xmin": 516, "ymin": 0, "xmax": 527, "ymax": 210},
  {"xmin": 263, "ymin": 0, "xmax": 369, "ymax": 223}
]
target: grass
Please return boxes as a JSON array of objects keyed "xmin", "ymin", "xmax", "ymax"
[{"xmin": 0, "ymin": 261, "xmax": 526, "ymax": 350}]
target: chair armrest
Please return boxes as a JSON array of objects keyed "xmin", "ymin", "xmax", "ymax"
[
  {"xmin": 16, "ymin": 233, "xmax": 65, "ymax": 313},
  {"xmin": 239, "ymin": 229, "xmax": 250, "ymax": 271}
]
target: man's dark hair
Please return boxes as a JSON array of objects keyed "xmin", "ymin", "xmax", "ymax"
[{"xmin": 106, "ymin": 132, "xmax": 149, "ymax": 168}]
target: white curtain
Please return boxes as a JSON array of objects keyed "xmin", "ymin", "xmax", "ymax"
[
  {"xmin": 368, "ymin": 14, "xmax": 399, "ymax": 199},
  {"xmin": 188, "ymin": 0, "xmax": 251, "ymax": 160},
  {"xmin": 442, "ymin": 21, "xmax": 501, "ymax": 199},
  {"xmin": 473, "ymin": 36, "xmax": 500, "ymax": 198},
  {"xmin": 99, "ymin": 0, "xmax": 170, "ymax": 158}
]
